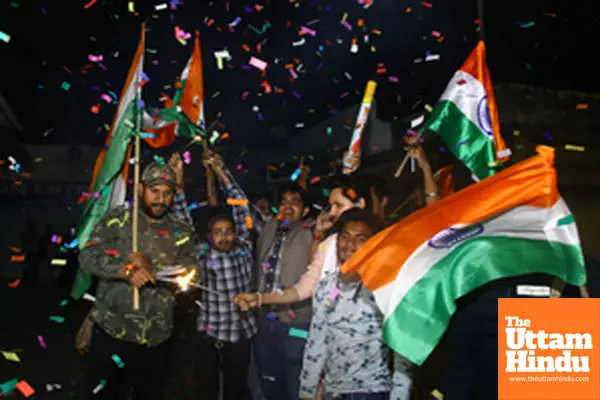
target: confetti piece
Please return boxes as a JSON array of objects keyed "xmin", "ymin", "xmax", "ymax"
[
  {"xmin": 83, "ymin": 0, "xmax": 97, "ymax": 8},
  {"xmin": 292, "ymin": 38, "xmax": 306, "ymax": 47},
  {"xmin": 155, "ymin": 3, "xmax": 167, "ymax": 10},
  {"xmin": 0, "ymin": 31, "xmax": 11, "ymax": 43},
  {"xmin": 576, "ymin": 103, "xmax": 588, "ymax": 110},
  {"xmin": 424, "ymin": 104, "xmax": 433, "ymax": 112},
  {"xmin": 10, "ymin": 255, "xmax": 24, "ymax": 262},
  {"xmin": 299, "ymin": 26, "xmax": 316, "ymax": 36},
  {"xmin": 520, "ymin": 21, "xmax": 535, "ymax": 28},
  {"xmin": 2, "ymin": 351, "xmax": 20, "ymax": 362},
  {"xmin": 60, "ymin": 299, "xmax": 68, "ymax": 307},
  {"xmin": 37, "ymin": 335, "xmax": 48, "ymax": 348},
  {"xmin": 497, "ymin": 149, "xmax": 512, "ymax": 158},
  {"xmin": 544, "ymin": 132, "xmax": 553, "ymax": 141},
  {"xmin": 309, "ymin": 176, "xmax": 321, "ymax": 184},
  {"xmin": 16, "ymin": 380, "xmax": 35, "ymax": 398},
  {"xmin": 411, "ymin": 115, "xmax": 425, "ymax": 128},
  {"xmin": 83, "ymin": 293, "xmax": 97, "ymax": 302},
  {"xmin": 51, "ymin": 259, "xmax": 67, "ymax": 266},
  {"xmin": 513, "ymin": 130, "xmax": 520, "ymax": 136},
  {"xmin": 112, "ymin": 354, "xmax": 126, "ymax": 368},
  {"xmin": 226, "ymin": 198, "xmax": 249, "ymax": 206},
  {"xmin": 289, "ymin": 327, "xmax": 309, "ymax": 339},
  {"xmin": 431, "ymin": 389, "xmax": 444, "ymax": 400},
  {"xmin": 327, "ymin": 287, "xmax": 341, "ymax": 301},
  {"xmin": 425, "ymin": 54, "xmax": 440, "ymax": 62},
  {"xmin": 290, "ymin": 168, "xmax": 302, "ymax": 182},
  {"xmin": 249, "ymin": 56, "xmax": 268, "ymax": 71},
  {"xmin": 266, "ymin": 313, "xmax": 277, "ymax": 320},
  {"xmin": 565, "ymin": 144, "xmax": 585, "ymax": 152},
  {"xmin": 245, "ymin": 216, "xmax": 254, "ymax": 229},
  {"xmin": 92, "ymin": 380, "xmax": 107, "ymax": 394},
  {"xmin": 287, "ymin": 310, "xmax": 296, "ymax": 320},
  {"xmin": 431, "ymin": 30, "xmax": 442, "ymax": 37},
  {"xmin": 176, "ymin": 236, "xmax": 190, "ymax": 246},
  {"xmin": 104, "ymin": 249, "xmax": 120, "ymax": 256},
  {"xmin": 49, "ymin": 316, "xmax": 64, "ymax": 323},
  {"xmin": 421, "ymin": 1, "xmax": 432, "ymax": 8},
  {"xmin": 61, "ymin": 82, "xmax": 71, "ymax": 91},
  {"xmin": 0, "ymin": 378, "xmax": 19, "ymax": 394},
  {"xmin": 346, "ymin": 188, "xmax": 357, "ymax": 199},
  {"xmin": 7, "ymin": 278, "xmax": 20, "ymax": 288}
]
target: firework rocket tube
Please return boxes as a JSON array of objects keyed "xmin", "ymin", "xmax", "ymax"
[{"xmin": 344, "ymin": 80, "xmax": 377, "ymax": 168}]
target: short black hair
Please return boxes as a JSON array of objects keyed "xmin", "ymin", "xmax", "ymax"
[
  {"xmin": 329, "ymin": 174, "xmax": 372, "ymax": 209},
  {"xmin": 333, "ymin": 207, "xmax": 385, "ymax": 236},
  {"xmin": 279, "ymin": 184, "xmax": 310, "ymax": 207},
  {"xmin": 206, "ymin": 207, "xmax": 235, "ymax": 232}
]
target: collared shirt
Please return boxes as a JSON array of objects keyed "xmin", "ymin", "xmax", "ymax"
[
  {"xmin": 258, "ymin": 227, "xmax": 287, "ymax": 293},
  {"xmin": 79, "ymin": 207, "xmax": 197, "ymax": 347},
  {"xmin": 299, "ymin": 263, "xmax": 414, "ymax": 399},
  {"xmin": 172, "ymin": 177, "xmax": 257, "ymax": 343}
]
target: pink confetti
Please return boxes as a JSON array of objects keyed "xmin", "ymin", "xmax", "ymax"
[
  {"xmin": 100, "ymin": 94, "xmax": 113, "ymax": 103},
  {"xmin": 88, "ymin": 54, "xmax": 103, "ymax": 63},
  {"xmin": 327, "ymin": 287, "xmax": 341, "ymax": 301},
  {"xmin": 342, "ymin": 20, "xmax": 353, "ymax": 31},
  {"xmin": 249, "ymin": 56, "xmax": 268, "ymax": 71},
  {"xmin": 299, "ymin": 26, "xmax": 316, "ymax": 36},
  {"xmin": 37, "ymin": 335, "xmax": 47, "ymax": 349},
  {"xmin": 431, "ymin": 30, "xmax": 441, "ymax": 37},
  {"xmin": 388, "ymin": 76, "xmax": 399, "ymax": 83},
  {"xmin": 289, "ymin": 68, "xmax": 298, "ymax": 80}
]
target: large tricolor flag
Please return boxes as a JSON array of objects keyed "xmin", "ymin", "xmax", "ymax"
[
  {"xmin": 71, "ymin": 26, "xmax": 146, "ymax": 299},
  {"xmin": 421, "ymin": 41, "xmax": 510, "ymax": 180},
  {"xmin": 142, "ymin": 30, "xmax": 205, "ymax": 148},
  {"xmin": 341, "ymin": 146, "xmax": 586, "ymax": 366}
]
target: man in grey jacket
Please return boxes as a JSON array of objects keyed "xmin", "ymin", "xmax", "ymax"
[{"xmin": 206, "ymin": 150, "xmax": 314, "ymax": 400}]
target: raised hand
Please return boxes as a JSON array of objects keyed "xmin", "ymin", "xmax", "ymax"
[
  {"xmin": 169, "ymin": 153, "xmax": 184, "ymax": 188},
  {"xmin": 342, "ymin": 150, "xmax": 361, "ymax": 175},
  {"xmin": 232, "ymin": 293, "xmax": 261, "ymax": 311},
  {"xmin": 406, "ymin": 136, "xmax": 430, "ymax": 170}
]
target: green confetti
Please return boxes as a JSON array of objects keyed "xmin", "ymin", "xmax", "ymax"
[
  {"xmin": 60, "ymin": 299, "xmax": 68, "ymax": 307},
  {"xmin": 323, "ymin": 189, "xmax": 330, "ymax": 197},
  {"xmin": 153, "ymin": 155, "xmax": 165, "ymax": 165},
  {"xmin": 49, "ymin": 316, "xmax": 65, "ymax": 323},
  {"xmin": 9, "ymin": 2, "xmax": 19, "ymax": 8},
  {"xmin": 270, "ymin": 207, "xmax": 279, "ymax": 215},
  {"xmin": 520, "ymin": 21, "xmax": 535, "ymax": 29},
  {"xmin": 0, "ymin": 378, "xmax": 19, "ymax": 394},
  {"xmin": 288, "ymin": 327, "xmax": 309, "ymax": 339},
  {"xmin": 326, "ymin": 126, "xmax": 332, "ymax": 135},
  {"xmin": 61, "ymin": 82, "xmax": 71, "ymax": 91},
  {"xmin": 111, "ymin": 354, "xmax": 126, "ymax": 368},
  {"xmin": 147, "ymin": 48, "xmax": 157, "ymax": 54}
]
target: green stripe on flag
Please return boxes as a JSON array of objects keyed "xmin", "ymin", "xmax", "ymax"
[
  {"xmin": 382, "ymin": 236, "xmax": 585, "ymax": 366},
  {"xmin": 71, "ymin": 101, "xmax": 138, "ymax": 299},
  {"xmin": 421, "ymin": 100, "xmax": 496, "ymax": 179}
]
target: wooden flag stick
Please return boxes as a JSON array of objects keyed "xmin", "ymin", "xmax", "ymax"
[
  {"xmin": 202, "ymin": 138, "xmax": 218, "ymax": 207},
  {"xmin": 132, "ymin": 134, "xmax": 141, "ymax": 311},
  {"xmin": 393, "ymin": 152, "xmax": 411, "ymax": 179}
]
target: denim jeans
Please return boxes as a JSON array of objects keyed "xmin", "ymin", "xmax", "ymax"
[{"xmin": 254, "ymin": 317, "xmax": 309, "ymax": 400}]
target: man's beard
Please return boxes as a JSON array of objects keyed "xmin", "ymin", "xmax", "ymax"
[{"xmin": 141, "ymin": 200, "xmax": 169, "ymax": 219}]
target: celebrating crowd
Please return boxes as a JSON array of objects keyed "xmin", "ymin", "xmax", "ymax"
[{"xmin": 76, "ymin": 137, "xmax": 438, "ymax": 400}]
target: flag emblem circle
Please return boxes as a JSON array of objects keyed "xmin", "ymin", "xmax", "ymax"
[
  {"xmin": 428, "ymin": 224, "xmax": 485, "ymax": 249},
  {"xmin": 477, "ymin": 96, "xmax": 493, "ymax": 138}
]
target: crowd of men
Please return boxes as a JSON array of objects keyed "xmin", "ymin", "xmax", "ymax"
[{"xmin": 73, "ymin": 138, "xmax": 599, "ymax": 400}]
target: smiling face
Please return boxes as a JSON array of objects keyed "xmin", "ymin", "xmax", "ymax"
[
  {"xmin": 210, "ymin": 218, "xmax": 236, "ymax": 252},
  {"xmin": 336, "ymin": 220, "xmax": 374, "ymax": 265},
  {"xmin": 139, "ymin": 183, "xmax": 174, "ymax": 219},
  {"xmin": 278, "ymin": 191, "xmax": 307, "ymax": 223}
]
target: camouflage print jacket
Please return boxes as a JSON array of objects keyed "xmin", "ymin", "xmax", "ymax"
[{"xmin": 79, "ymin": 206, "xmax": 197, "ymax": 347}]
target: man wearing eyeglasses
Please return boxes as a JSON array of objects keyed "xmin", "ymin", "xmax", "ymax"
[{"xmin": 206, "ymin": 150, "xmax": 314, "ymax": 400}]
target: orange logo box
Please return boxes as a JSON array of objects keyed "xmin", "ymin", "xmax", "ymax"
[{"xmin": 498, "ymin": 298, "xmax": 600, "ymax": 400}]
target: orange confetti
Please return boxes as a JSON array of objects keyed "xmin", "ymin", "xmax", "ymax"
[
  {"xmin": 346, "ymin": 188, "xmax": 357, "ymax": 199},
  {"xmin": 21, "ymin": 172, "xmax": 30, "ymax": 177},
  {"xmin": 16, "ymin": 380, "xmax": 35, "ymax": 398},
  {"xmin": 8, "ymin": 246, "xmax": 21, "ymax": 253},
  {"xmin": 405, "ymin": 7, "xmax": 412, "ymax": 12},
  {"xmin": 357, "ymin": 19, "xmax": 364, "ymax": 27},
  {"xmin": 371, "ymin": 29, "xmax": 382, "ymax": 35},
  {"xmin": 284, "ymin": 63, "xmax": 295, "ymax": 69},
  {"xmin": 216, "ymin": 26, "xmax": 222, "ymax": 32},
  {"xmin": 293, "ymin": 57, "xmax": 300, "ymax": 64},
  {"xmin": 242, "ymin": 44, "xmax": 250, "ymax": 52},
  {"xmin": 220, "ymin": 133, "xmax": 230, "ymax": 140},
  {"xmin": 268, "ymin": 166, "xmax": 278, "ymax": 171},
  {"xmin": 8, "ymin": 279, "xmax": 21, "ymax": 288},
  {"xmin": 421, "ymin": 1, "xmax": 433, "ymax": 8},
  {"xmin": 226, "ymin": 198, "xmax": 249, "ymax": 206},
  {"xmin": 11, "ymin": 255, "xmax": 25, "ymax": 262},
  {"xmin": 245, "ymin": 216, "xmax": 254, "ymax": 229},
  {"xmin": 257, "ymin": 43, "xmax": 262, "ymax": 53},
  {"xmin": 83, "ymin": 0, "xmax": 97, "ymax": 9},
  {"xmin": 576, "ymin": 104, "xmax": 589, "ymax": 110}
]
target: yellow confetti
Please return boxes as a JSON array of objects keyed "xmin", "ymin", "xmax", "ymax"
[
  {"xmin": 128, "ymin": 1, "xmax": 135, "ymax": 12},
  {"xmin": 51, "ymin": 259, "xmax": 67, "ymax": 266},
  {"xmin": 107, "ymin": 212, "xmax": 129, "ymax": 228},
  {"xmin": 565, "ymin": 144, "xmax": 585, "ymax": 152},
  {"xmin": 175, "ymin": 236, "xmax": 190, "ymax": 246},
  {"xmin": 2, "ymin": 351, "xmax": 20, "ymax": 362},
  {"xmin": 513, "ymin": 130, "xmax": 520, "ymax": 136},
  {"xmin": 431, "ymin": 389, "xmax": 444, "ymax": 400},
  {"xmin": 424, "ymin": 104, "xmax": 433, "ymax": 112}
]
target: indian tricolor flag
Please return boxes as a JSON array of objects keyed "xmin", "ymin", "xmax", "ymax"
[
  {"xmin": 421, "ymin": 41, "xmax": 510, "ymax": 180},
  {"xmin": 341, "ymin": 146, "xmax": 586, "ymax": 366},
  {"xmin": 71, "ymin": 25, "xmax": 146, "ymax": 299},
  {"xmin": 142, "ymin": 30, "xmax": 205, "ymax": 148}
]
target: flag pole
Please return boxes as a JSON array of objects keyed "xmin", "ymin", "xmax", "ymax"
[
  {"xmin": 477, "ymin": 0, "xmax": 485, "ymax": 42},
  {"xmin": 132, "ymin": 23, "xmax": 146, "ymax": 311}
]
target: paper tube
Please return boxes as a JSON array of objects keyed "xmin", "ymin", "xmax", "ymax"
[{"xmin": 344, "ymin": 80, "xmax": 377, "ymax": 168}]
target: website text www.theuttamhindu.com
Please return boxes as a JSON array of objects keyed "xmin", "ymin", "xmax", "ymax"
[{"xmin": 508, "ymin": 376, "xmax": 590, "ymax": 383}]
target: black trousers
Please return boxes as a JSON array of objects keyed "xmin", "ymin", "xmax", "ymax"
[
  {"xmin": 86, "ymin": 326, "xmax": 171, "ymax": 400},
  {"xmin": 195, "ymin": 333, "xmax": 251, "ymax": 400}
]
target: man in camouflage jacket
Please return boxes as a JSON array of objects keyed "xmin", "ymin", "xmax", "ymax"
[{"xmin": 79, "ymin": 160, "xmax": 197, "ymax": 400}]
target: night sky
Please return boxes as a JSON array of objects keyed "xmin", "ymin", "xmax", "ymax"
[{"xmin": 0, "ymin": 0, "xmax": 599, "ymax": 150}]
